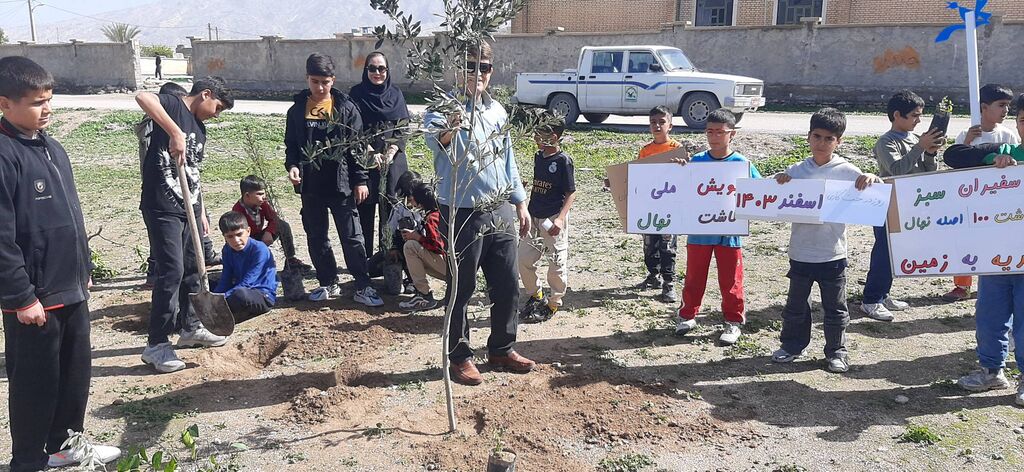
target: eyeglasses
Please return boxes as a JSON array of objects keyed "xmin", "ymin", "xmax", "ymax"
[
  {"xmin": 465, "ymin": 62, "xmax": 493, "ymax": 74},
  {"xmin": 366, "ymin": 65, "xmax": 388, "ymax": 74}
]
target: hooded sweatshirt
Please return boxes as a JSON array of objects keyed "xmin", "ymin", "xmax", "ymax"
[
  {"xmin": 783, "ymin": 155, "xmax": 864, "ymax": 263},
  {"xmin": 0, "ymin": 118, "xmax": 91, "ymax": 312},
  {"xmin": 283, "ymin": 88, "xmax": 368, "ymax": 197}
]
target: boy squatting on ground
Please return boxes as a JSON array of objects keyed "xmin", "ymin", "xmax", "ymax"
[
  {"xmin": 638, "ymin": 105, "xmax": 682, "ymax": 303},
  {"xmin": 398, "ymin": 181, "xmax": 447, "ymax": 312},
  {"xmin": 214, "ymin": 211, "xmax": 278, "ymax": 321},
  {"xmin": 0, "ymin": 56, "xmax": 121, "ymax": 471},
  {"xmin": 859, "ymin": 90, "xmax": 942, "ymax": 322},
  {"xmin": 942, "ymin": 93, "xmax": 1024, "ymax": 406},
  {"xmin": 673, "ymin": 109, "xmax": 761, "ymax": 345},
  {"xmin": 518, "ymin": 115, "xmax": 576, "ymax": 324},
  {"xmin": 945, "ymin": 83, "xmax": 1021, "ymax": 303},
  {"xmin": 770, "ymin": 108, "xmax": 883, "ymax": 374},
  {"xmin": 136, "ymin": 77, "xmax": 234, "ymax": 374},
  {"xmin": 284, "ymin": 53, "xmax": 383, "ymax": 307},
  {"xmin": 231, "ymin": 174, "xmax": 308, "ymax": 270}
]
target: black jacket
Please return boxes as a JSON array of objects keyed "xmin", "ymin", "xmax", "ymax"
[
  {"xmin": 283, "ymin": 88, "xmax": 368, "ymax": 196},
  {"xmin": 943, "ymin": 143, "xmax": 1003, "ymax": 169},
  {"xmin": 0, "ymin": 118, "xmax": 90, "ymax": 312}
]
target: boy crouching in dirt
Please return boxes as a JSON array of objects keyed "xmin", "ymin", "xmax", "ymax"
[{"xmin": 214, "ymin": 211, "xmax": 278, "ymax": 322}]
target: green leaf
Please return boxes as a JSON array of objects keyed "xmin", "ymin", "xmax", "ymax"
[
  {"xmin": 151, "ymin": 451, "xmax": 164, "ymax": 467},
  {"xmin": 165, "ymin": 457, "xmax": 177, "ymax": 472},
  {"xmin": 229, "ymin": 442, "xmax": 250, "ymax": 451}
]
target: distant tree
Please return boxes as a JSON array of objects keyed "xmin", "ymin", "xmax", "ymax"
[
  {"xmin": 101, "ymin": 23, "xmax": 141, "ymax": 43},
  {"xmin": 140, "ymin": 44, "xmax": 174, "ymax": 57},
  {"xmin": 0, "ymin": 28, "xmax": 8, "ymax": 45}
]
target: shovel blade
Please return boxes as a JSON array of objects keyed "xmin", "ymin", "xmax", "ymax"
[{"xmin": 190, "ymin": 291, "xmax": 235, "ymax": 337}]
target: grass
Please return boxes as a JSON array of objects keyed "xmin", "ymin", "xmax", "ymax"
[
  {"xmin": 898, "ymin": 424, "xmax": 942, "ymax": 445},
  {"xmin": 116, "ymin": 395, "xmax": 197, "ymax": 425},
  {"xmin": 597, "ymin": 453, "xmax": 656, "ymax": 472}
]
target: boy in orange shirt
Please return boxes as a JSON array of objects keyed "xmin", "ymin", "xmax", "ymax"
[{"xmin": 638, "ymin": 106, "xmax": 681, "ymax": 302}]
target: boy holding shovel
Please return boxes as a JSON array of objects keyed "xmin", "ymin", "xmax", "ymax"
[{"xmin": 136, "ymin": 77, "xmax": 234, "ymax": 373}]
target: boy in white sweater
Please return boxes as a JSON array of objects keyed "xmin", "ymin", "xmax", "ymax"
[{"xmin": 770, "ymin": 108, "xmax": 883, "ymax": 373}]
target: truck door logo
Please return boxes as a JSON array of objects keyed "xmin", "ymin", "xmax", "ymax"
[{"xmin": 624, "ymin": 86, "xmax": 638, "ymax": 103}]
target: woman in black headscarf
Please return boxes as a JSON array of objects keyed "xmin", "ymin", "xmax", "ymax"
[{"xmin": 349, "ymin": 51, "xmax": 411, "ymax": 260}]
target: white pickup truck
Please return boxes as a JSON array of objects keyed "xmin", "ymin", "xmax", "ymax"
[{"xmin": 512, "ymin": 45, "xmax": 765, "ymax": 128}]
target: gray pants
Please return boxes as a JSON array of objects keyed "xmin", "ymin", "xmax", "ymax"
[{"xmin": 780, "ymin": 259, "xmax": 849, "ymax": 359}]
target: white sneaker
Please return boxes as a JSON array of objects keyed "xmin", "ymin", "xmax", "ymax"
[
  {"xmin": 178, "ymin": 326, "xmax": 228, "ymax": 348},
  {"xmin": 1016, "ymin": 381, "xmax": 1024, "ymax": 407},
  {"xmin": 354, "ymin": 285, "xmax": 384, "ymax": 307},
  {"xmin": 1010, "ymin": 329, "xmax": 1016, "ymax": 353},
  {"xmin": 674, "ymin": 318, "xmax": 697, "ymax": 336},
  {"xmin": 860, "ymin": 302, "xmax": 894, "ymax": 322},
  {"xmin": 719, "ymin": 323, "xmax": 742, "ymax": 345},
  {"xmin": 882, "ymin": 297, "xmax": 909, "ymax": 311},
  {"xmin": 48, "ymin": 444, "xmax": 121, "ymax": 467},
  {"xmin": 309, "ymin": 284, "xmax": 341, "ymax": 301},
  {"xmin": 141, "ymin": 343, "xmax": 185, "ymax": 373},
  {"xmin": 958, "ymin": 368, "xmax": 1010, "ymax": 392}
]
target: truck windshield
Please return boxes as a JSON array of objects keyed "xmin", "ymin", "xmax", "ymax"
[{"xmin": 657, "ymin": 49, "xmax": 695, "ymax": 71}]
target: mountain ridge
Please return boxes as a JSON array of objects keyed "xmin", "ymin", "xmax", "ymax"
[{"xmin": 4, "ymin": 0, "xmax": 442, "ymax": 47}]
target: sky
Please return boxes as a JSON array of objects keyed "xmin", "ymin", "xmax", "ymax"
[{"xmin": 0, "ymin": 0, "xmax": 147, "ymax": 31}]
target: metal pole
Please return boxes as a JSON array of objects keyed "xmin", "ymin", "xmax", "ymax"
[
  {"xmin": 27, "ymin": 0, "xmax": 36, "ymax": 42},
  {"xmin": 965, "ymin": 11, "xmax": 981, "ymax": 125},
  {"xmin": 207, "ymin": 23, "xmax": 212, "ymax": 41}
]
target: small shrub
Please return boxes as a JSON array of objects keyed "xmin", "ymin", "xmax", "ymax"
[
  {"xmin": 898, "ymin": 424, "xmax": 941, "ymax": 445},
  {"xmin": 598, "ymin": 453, "xmax": 655, "ymax": 472}
]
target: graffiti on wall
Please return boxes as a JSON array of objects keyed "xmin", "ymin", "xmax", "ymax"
[{"xmin": 873, "ymin": 46, "xmax": 921, "ymax": 74}]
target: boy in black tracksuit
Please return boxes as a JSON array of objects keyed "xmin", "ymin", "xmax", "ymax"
[
  {"xmin": 0, "ymin": 56, "xmax": 120, "ymax": 471},
  {"xmin": 285, "ymin": 53, "xmax": 382, "ymax": 307}
]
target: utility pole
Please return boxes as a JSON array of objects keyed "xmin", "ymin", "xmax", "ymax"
[
  {"xmin": 207, "ymin": 23, "xmax": 212, "ymax": 41},
  {"xmin": 215, "ymin": 27, "xmax": 219, "ymax": 40},
  {"xmin": 27, "ymin": 0, "xmax": 37, "ymax": 42}
]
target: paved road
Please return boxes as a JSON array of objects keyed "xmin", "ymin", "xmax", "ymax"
[{"xmin": 53, "ymin": 94, "xmax": 971, "ymax": 136}]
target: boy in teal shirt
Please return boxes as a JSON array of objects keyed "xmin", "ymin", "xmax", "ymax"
[{"xmin": 673, "ymin": 109, "xmax": 760, "ymax": 345}]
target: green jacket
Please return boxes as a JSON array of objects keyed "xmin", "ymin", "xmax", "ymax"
[{"xmin": 984, "ymin": 143, "xmax": 1024, "ymax": 164}]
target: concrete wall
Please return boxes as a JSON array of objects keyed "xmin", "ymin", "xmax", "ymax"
[
  {"xmin": 190, "ymin": 36, "xmax": 410, "ymax": 97},
  {"xmin": 190, "ymin": 20, "xmax": 1024, "ymax": 106},
  {"xmin": 0, "ymin": 41, "xmax": 141, "ymax": 92}
]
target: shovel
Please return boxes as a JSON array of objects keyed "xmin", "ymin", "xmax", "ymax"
[{"xmin": 178, "ymin": 162, "xmax": 235, "ymax": 336}]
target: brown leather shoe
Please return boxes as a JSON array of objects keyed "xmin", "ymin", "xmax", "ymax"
[
  {"xmin": 449, "ymin": 359, "xmax": 483, "ymax": 386},
  {"xmin": 487, "ymin": 351, "xmax": 536, "ymax": 373}
]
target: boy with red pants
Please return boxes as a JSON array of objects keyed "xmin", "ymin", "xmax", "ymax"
[{"xmin": 673, "ymin": 109, "xmax": 761, "ymax": 345}]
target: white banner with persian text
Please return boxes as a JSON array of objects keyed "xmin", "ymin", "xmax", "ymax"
[
  {"xmin": 888, "ymin": 166, "xmax": 1024, "ymax": 277},
  {"xmin": 626, "ymin": 162, "xmax": 750, "ymax": 235}
]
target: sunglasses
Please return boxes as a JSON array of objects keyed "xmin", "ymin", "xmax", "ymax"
[
  {"xmin": 366, "ymin": 65, "xmax": 388, "ymax": 74},
  {"xmin": 465, "ymin": 62, "xmax": 493, "ymax": 74}
]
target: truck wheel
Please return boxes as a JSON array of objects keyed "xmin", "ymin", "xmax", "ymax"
[
  {"xmin": 680, "ymin": 92, "xmax": 720, "ymax": 129},
  {"xmin": 548, "ymin": 93, "xmax": 580, "ymax": 125},
  {"xmin": 582, "ymin": 113, "xmax": 610, "ymax": 124},
  {"xmin": 733, "ymin": 112, "xmax": 744, "ymax": 124}
]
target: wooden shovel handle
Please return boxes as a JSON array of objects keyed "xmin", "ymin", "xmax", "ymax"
[{"xmin": 177, "ymin": 161, "xmax": 211, "ymax": 292}]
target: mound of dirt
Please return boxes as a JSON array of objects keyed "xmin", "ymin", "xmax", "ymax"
[{"xmin": 410, "ymin": 369, "xmax": 739, "ymax": 471}]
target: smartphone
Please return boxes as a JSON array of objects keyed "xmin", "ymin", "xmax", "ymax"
[{"xmin": 928, "ymin": 111, "xmax": 949, "ymax": 136}]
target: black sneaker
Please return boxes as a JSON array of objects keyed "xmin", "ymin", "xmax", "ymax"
[
  {"xmin": 519, "ymin": 295, "xmax": 545, "ymax": 322},
  {"xmin": 660, "ymin": 282, "xmax": 678, "ymax": 303},
  {"xmin": 205, "ymin": 252, "xmax": 222, "ymax": 267},
  {"xmin": 533, "ymin": 304, "xmax": 558, "ymax": 323},
  {"xmin": 641, "ymin": 274, "xmax": 662, "ymax": 289}
]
